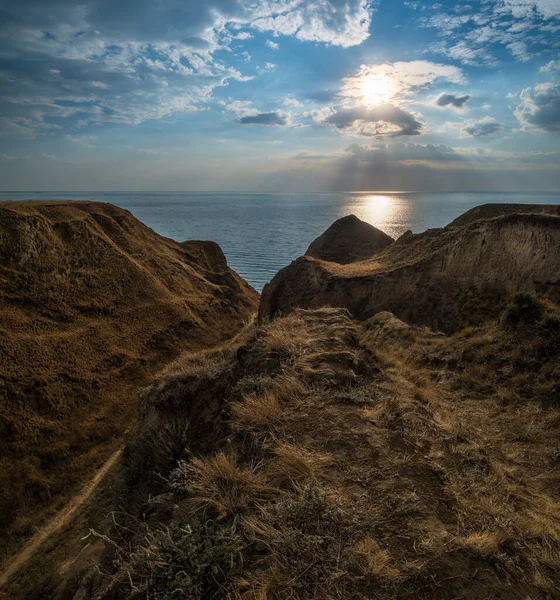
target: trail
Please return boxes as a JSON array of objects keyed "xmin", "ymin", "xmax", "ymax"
[{"xmin": 0, "ymin": 448, "xmax": 122, "ymax": 588}]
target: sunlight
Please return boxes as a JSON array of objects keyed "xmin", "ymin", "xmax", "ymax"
[
  {"xmin": 361, "ymin": 194, "xmax": 393, "ymax": 225},
  {"xmin": 361, "ymin": 74, "xmax": 394, "ymax": 106}
]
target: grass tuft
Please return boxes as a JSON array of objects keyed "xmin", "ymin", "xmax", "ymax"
[
  {"xmin": 172, "ymin": 452, "xmax": 275, "ymax": 518},
  {"xmin": 231, "ymin": 391, "xmax": 284, "ymax": 434}
]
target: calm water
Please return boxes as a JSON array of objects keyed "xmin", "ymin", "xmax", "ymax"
[{"xmin": 2, "ymin": 191, "xmax": 559, "ymax": 291}]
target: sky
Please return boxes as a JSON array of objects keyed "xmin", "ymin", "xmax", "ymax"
[{"xmin": 0, "ymin": 0, "xmax": 559, "ymax": 192}]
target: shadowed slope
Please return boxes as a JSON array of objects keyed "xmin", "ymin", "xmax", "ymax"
[{"xmin": 0, "ymin": 201, "xmax": 258, "ymax": 558}]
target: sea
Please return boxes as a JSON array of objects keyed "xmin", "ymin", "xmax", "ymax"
[{"xmin": 2, "ymin": 191, "xmax": 559, "ymax": 291}]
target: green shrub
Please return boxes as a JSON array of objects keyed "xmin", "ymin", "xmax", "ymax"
[{"xmin": 500, "ymin": 293, "xmax": 544, "ymax": 330}]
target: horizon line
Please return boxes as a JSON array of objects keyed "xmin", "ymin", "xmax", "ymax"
[{"xmin": 1, "ymin": 190, "xmax": 560, "ymax": 195}]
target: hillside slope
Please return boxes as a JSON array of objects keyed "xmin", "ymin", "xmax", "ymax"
[
  {"xmin": 55, "ymin": 299, "xmax": 560, "ymax": 600},
  {"xmin": 259, "ymin": 209, "xmax": 560, "ymax": 332},
  {"xmin": 0, "ymin": 201, "xmax": 258, "ymax": 558}
]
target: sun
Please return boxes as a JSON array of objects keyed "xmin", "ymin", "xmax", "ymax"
[{"xmin": 361, "ymin": 74, "xmax": 393, "ymax": 106}]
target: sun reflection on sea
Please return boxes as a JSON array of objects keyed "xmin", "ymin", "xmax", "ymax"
[
  {"xmin": 359, "ymin": 194, "xmax": 394, "ymax": 226},
  {"xmin": 340, "ymin": 193, "xmax": 406, "ymax": 239}
]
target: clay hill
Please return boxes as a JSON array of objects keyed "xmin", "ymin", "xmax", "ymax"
[
  {"xmin": 0, "ymin": 201, "xmax": 258, "ymax": 559},
  {"xmin": 2, "ymin": 202, "xmax": 560, "ymax": 600},
  {"xmin": 260, "ymin": 205, "xmax": 560, "ymax": 332},
  {"xmin": 305, "ymin": 214, "xmax": 394, "ymax": 264}
]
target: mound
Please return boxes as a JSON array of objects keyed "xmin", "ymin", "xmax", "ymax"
[
  {"xmin": 305, "ymin": 214, "xmax": 394, "ymax": 264},
  {"xmin": 0, "ymin": 201, "xmax": 258, "ymax": 556},
  {"xmin": 259, "ymin": 210, "xmax": 560, "ymax": 332},
  {"xmin": 53, "ymin": 304, "xmax": 560, "ymax": 600}
]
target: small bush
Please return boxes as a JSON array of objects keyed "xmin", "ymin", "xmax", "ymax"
[
  {"xmin": 500, "ymin": 293, "xmax": 544, "ymax": 330},
  {"xmin": 238, "ymin": 483, "xmax": 352, "ymax": 598},
  {"xmin": 119, "ymin": 521, "xmax": 242, "ymax": 600}
]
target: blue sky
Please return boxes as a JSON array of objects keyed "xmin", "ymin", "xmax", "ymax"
[{"xmin": 0, "ymin": 0, "xmax": 559, "ymax": 191}]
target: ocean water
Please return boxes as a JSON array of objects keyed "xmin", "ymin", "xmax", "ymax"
[{"xmin": 2, "ymin": 191, "xmax": 559, "ymax": 291}]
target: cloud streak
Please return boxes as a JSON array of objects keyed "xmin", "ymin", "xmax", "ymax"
[{"xmin": 239, "ymin": 112, "xmax": 288, "ymax": 125}]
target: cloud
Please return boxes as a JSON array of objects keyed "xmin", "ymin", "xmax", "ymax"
[
  {"xmin": 340, "ymin": 61, "xmax": 465, "ymax": 105},
  {"xmin": 257, "ymin": 62, "xmax": 276, "ymax": 74},
  {"xmin": 428, "ymin": 40, "xmax": 497, "ymax": 67},
  {"xmin": 501, "ymin": 0, "xmax": 560, "ymax": 19},
  {"xmin": 346, "ymin": 142, "xmax": 460, "ymax": 162},
  {"xmin": 506, "ymin": 40, "xmax": 531, "ymax": 61},
  {"xmin": 0, "ymin": 0, "xmax": 374, "ymax": 137},
  {"xmin": 420, "ymin": 1, "xmax": 558, "ymax": 65},
  {"xmin": 436, "ymin": 93, "xmax": 471, "ymax": 110},
  {"xmin": 64, "ymin": 134, "xmax": 95, "ymax": 148},
  {"xmin": 250, "ymin": 0, "xmax": 374, "ymax": 48},
  {"xmin": 461, "ymin": 116, "xmax": 503, "ymax": 137},
  {"xmin": 540, "ymin": 60, "xmax": 560, "ymax": 73},
  {"xmin": 514, "ymin": 83, "xmax": 560, "ymax": 132},
  {"xmin": 266, "ymin": 40, "xmax": 279, "ymax": 50},
  {"xmin": 283, "ymin": 96, "xmax": 303, "ymax": 107},
  {"xmin": 239, "ymin": 112, "xmax": 288, "ymax": 125},
  {"xmin": 234, "ymin": 32, "xmax": 253, "ymax": 40},
  {"xmin": 322, "ymin": 104, "xmax": 423, "ymax": 137}
]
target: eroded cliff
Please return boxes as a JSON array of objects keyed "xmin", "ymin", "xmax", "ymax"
[
  {"xmin": 0, "ymin": 201, "xmax": 258, "ymax": 557},
  {"xmin": 259, "ymin": 209, "xmax": 560, "ymax": 332}
]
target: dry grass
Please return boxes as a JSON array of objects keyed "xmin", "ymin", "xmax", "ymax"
[
  {"xmin": 458, "ymin": 531, "xmax": 508, "ymax": 556},
  {"xmin": 266, "ymin": 443, "xmax": 332, "ymax": 488},
  {"xmin": 231, "ymin": 391, "xmax": 284, "ymax": 434},
  {"xmin": 175, "ymin": 452, "xmax": 275, "ymax": 518},
  {"xmin": 0, "ymin": 201, "xmax": 258, "ymax": 561},
  {"xmin": 258, "ymin": 315, "xmax": 313, "ymax": 358},
  {"xmin": 352, "ymin": 538, "xmax": 400, "ymax": 579},
  {"xmin": 90, "ymin": 305, "xmax": 560, "ymax": 600}
]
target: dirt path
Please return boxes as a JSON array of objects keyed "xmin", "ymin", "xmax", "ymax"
[{"xmin": 0, "ymin": 448, "xmax": 122, "ymax": 589}]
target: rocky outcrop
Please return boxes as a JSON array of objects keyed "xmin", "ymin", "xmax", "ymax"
[
  {"xmin": 305, "ymin": 214, "xmax": 394, "ymax": 264},
  {"xmin": 0, "ymin": 201, "xmax": 258, "ymax": 553},
  {"xmin": 259, "ymin": 209, "xmax": 560, "ymax": 333}
]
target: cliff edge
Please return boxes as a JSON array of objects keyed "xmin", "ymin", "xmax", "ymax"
[
  {"xmin": 259, "ymin": 208, "xmax": 560, "ymax": 332},
  {"xmin": 0, "ymin": 200, "xmax": 258, "ymax": 558}
]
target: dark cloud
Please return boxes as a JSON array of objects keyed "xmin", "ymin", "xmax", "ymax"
[
  {"xmin": 323, "ymin": 104, "xmax": 423, "ymax": 137},
  {"xmin": 436, "ymin": 93, "xmax": 471, "ymax": 109},
  {"xmin": 346, "ymin": 142, "xmax": 460, "ymax": 162},
  {"xmin": 239, "ymin": 112, "xmax": 288, "ymax": 125},
  {"xmin": 462, "ymin": 116, "xmax": 503, "ymax": 137},
  {"xmin": 515, "ymin": 83, "xmax": 560, "ymax": 133}
]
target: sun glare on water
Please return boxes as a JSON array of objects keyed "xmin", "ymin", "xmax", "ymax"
[
  {"xmin": 361, "ymin": 74, "xmax": 393, "ymax": 106},
  {"xmin": 361, "ymin": 194, "xmax": 394, "ymax": 225}
]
